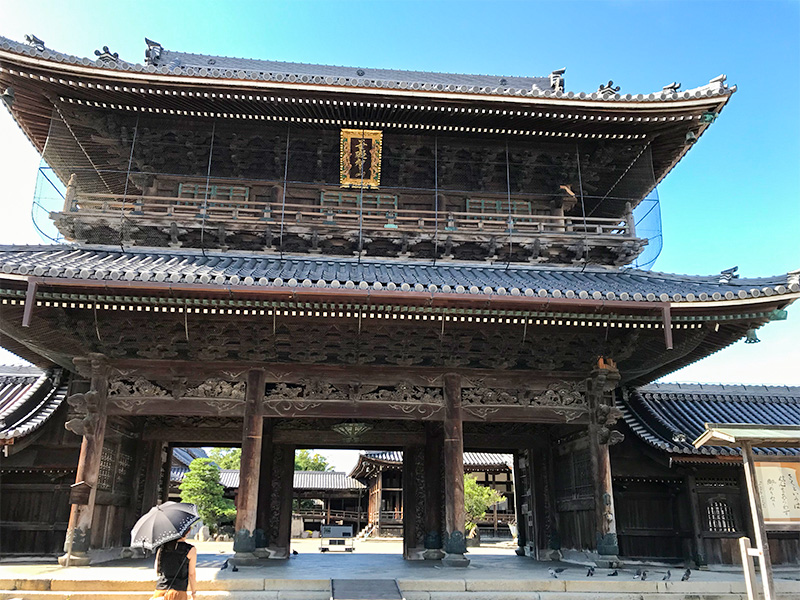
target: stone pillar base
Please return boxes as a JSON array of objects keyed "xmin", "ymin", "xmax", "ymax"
[
  {"xmin": 423, "ymin": 548, "xmax": 445, "ymax": 560},
  {"xmin": 230, "ymin": 552, "xmax": 261, "ymax": 567},
  {"xmin": 442, "ymin": 553, "xmax": 470, "ymax": 567},
  {"xmin": 594, "ymin": 555, "xmax": 622, "ymax": 569},
  {"xmin": 266, "ymin": 546, "xmax": 289, "ymax": 559},
  {"xmin": 58, "ymin": 552, "xmax": 91, "ymax": 566},
  {"xmin": 253, "ymin": 547, "xmax": 271, "ymax": 559}
]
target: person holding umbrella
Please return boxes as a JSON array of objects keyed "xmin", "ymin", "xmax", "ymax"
[{"xmin": 130, "ymin": 502, "xmax": 200, "ymax": 600}]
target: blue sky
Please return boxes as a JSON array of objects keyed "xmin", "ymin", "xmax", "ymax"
[{"xmin": 0, "ymin": 1, "xmax": 798, "ymax": 392}]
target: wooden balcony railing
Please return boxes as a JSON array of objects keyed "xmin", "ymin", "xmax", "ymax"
[{"xmin": 61, "ymin": 191, "xmax": 635, "ymax": 239}]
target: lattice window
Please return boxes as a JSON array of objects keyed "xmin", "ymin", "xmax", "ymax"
[
  {"xmin": 706, "ymin": 499, "xmax": 737, "ymax": 532},
  {"xmin": 466, "ymin": 198, "xmax": 533, "ymax": 219},
  {"xmin": 555, "ymin": 449, "xmax": 593, "ymax": 500},
  {"xmin": 114, "ymin": 450, "xmax": 133, "ymax": 490},
  {"xmin": 320, "ymin": 191, "xmax": 398, "ymax": 215},
  {"xmin": 178, "ymin": 183, "xmax": 250, "ymax": 204},
  {"xmin": 97, "ymin": 446, "xmax": 115, "ymax": 491}
]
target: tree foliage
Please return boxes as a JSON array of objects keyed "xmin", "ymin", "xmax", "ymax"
[
  {"xmin": 464, "ymin": 474, "xmax": 505, "ymax": 531},
  {"xmin": 294, "ymin": 449, "xmax": 332, "ymax": 471},
  {"xmin": 208, "ymin": 447, "xmax": 241, "ymax": 469},
  {"xmin": 179, "ymin": 458, "xmax": 236, "ymax": 533}
]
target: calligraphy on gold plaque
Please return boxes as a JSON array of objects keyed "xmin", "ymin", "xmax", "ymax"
[
  {"xmin": 340, "ymin": 128, "xmax": 382, "ymax": 189},
  {"xmin": 755, "ymin": 462, "xmax": 800, "ymax": 528}
]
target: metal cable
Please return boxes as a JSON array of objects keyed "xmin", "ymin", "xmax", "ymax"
[
  {"xmin": 576, "ymin": 144, "xmax": 590, "ymax": 271},
  {"xmin": 357, "ymin": 129, "xmax": 366, "ymax": 263},
  {"xmin": 505, "ymin": 139, "xmax": 513, "ymax": 270},
  {"xmin": 199, "ymin": 121, "xmax": 217, "ymax": 257},
  {"xmin": 433, "ymin": 135, "xmax": 439, "ymax": 266},
  {"xmin": 119, "ymin": 116, "xmax": 140, "ymax": 251},
  {"xmin": 279, "ymin": 127, "xmax": 290, "ymax": 259}
]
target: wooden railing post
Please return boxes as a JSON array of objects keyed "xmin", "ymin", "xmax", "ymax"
[{"xmin": 64, "ymin": 174, "xmax": 78, "ymax": 212}]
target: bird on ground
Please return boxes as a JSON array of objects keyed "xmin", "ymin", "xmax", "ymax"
[
  {"xmin": 586, "ymin": 566, "xmax": 595, "ymax": 576},
  {"xmin": 633, "ymin": 568, "xmax": 643, "ymax": 579},
  {"xmin": 220, "ymin": 559, "xmax": 228, "ymax": 571},
  {"xmin": 640, "ymin": 571, "xmax": 648, "ymax": 581},
  {"xmin": 607, "ymin": 570, "xmax": 618, "ymax": 576},
  {"xmin": 681, "ymin": 569, "xmax": 691, "ymax": 581},
  {"xmin": 231, "ymin": 565, "xmax": 238, "ymax": 572},
  {"xmin": 663, "ymin": 570, "xmax": 671, "ymax": 581},
  {"xmin": 292, "ymin": 549, "xmax": 299, "ymax": 555},
  {"xmin": 548, "ymin": 567, "xmax": 566, "ymax": 578}
]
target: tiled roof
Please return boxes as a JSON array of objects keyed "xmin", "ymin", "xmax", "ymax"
[
  {"xmin": 0, "ymin": 35, "xmax": 735, "ymax": 102},
  {"xmin": 170, "ymin": 468, "xmax": 364, "ymax": 491},
  {"xmin": 362, "ymin": 451, "xmax": 512, "ymax": 468},
  {"xmin": 294, "ymin": 471, "xmax": 366, "ymax": 491},
  {"xmin": 172, "ymin": 447, "xmax": 208, "ymax": 468},
  {"xmin": 1, "ymin": 245, "xmax": 796, "ymax": 305},
  {"xmin": 621, "ymin": 383, "xmax": 800, "ymax": 457},
  {"xmin": 0, "ymin": 366, "xmax": 67, "ymax": 442}
]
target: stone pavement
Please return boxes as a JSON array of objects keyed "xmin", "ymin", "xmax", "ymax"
[{"xmin": 1, "ymin": 539, "xmax": 799, "ymax": 599}]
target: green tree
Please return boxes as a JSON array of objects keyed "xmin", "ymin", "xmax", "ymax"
[
  {"xmin": 464, "ymin": 474, "xmax": 505, "ymax": 532},
  {"xmin": 294, "ymin": 449, "xmax": 332, "ymax": 471},
  {"xmin": 179, "ymin": 458, "xmax": 236, "ymax": 534},
  {"xmin": 208, "ymin": 447, "xmax": 241, "ymax": 469}
]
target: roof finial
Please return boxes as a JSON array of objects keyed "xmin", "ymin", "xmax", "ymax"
[
  {"xmin": 598, "ymin": 80, "xmax": 620, "ymax": 97},
  {"xmin": 94, "ymin": 46, "xmax": 119, "ymax": 63},
  {"xmin": 24, "ymin": 34, "xmax": 45, "ymax": 51},
  {"xmin": 549, "ymin": 68, "xmax": 565, "ymax": 93},
  {"xmin": 145, "ymin": 38, "xmax": 163, "ymax": 66},
  {"xmin": 662, "ymin": 82, "xmax": 681, "ymax": 92},
  {"xmin": 719, "ymin": 266, "xmax": 738, "ymax": 284}
]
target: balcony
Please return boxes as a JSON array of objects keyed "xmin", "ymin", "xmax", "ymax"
[{"xmin": 51, "ymin": 185, "xmax": 646, "ymax": 265}]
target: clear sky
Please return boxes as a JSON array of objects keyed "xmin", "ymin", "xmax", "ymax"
[{"xmin": 1, "ymin": 0, "xmax": 798, "ymax": 470}]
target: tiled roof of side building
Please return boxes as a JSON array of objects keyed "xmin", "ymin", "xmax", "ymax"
[
  {"xmin": 0, "ymin": 367, "xmax": 68, "ymax": 443},
  {"xmin": 620, "ymin": 383, "xmax": 800, "ymax": 457},
  {"xmin": 363, "ymin": 451, "xmax": 512, "ymax": 467},
  {"xmin": 0, "ymin": 35, "xmax": 735, "ymax": 102},
  {"xmin": 170, "ymin": 468, "xmax": 364, "ymax": 491},
  {"xmin": 0, "ymin": 245, "xmax": 797, "ymax": 304},
  {"xmin": 172, "ymin": 447, "xmax": 209, "ymax": 468}
]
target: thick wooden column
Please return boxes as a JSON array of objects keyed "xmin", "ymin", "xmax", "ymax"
[
  {"xmin": 423, "ymin": 422, "xmax": 444, "ymax": 559},
  {"xmin": 160, "ymin": 445, "xmax": 173, "ymax": 502},
  {"xmin": 59, "ymin": 355, "xmax": 109, "ymax": 566},
  {"xmin": 140, "ymin": 440, "xmax": 165, "ymax": 513},
  {"xmin": 232, "ymin": 369, "xmax": 266, "ymax": 563},
  {"xmin": 402, "ymin": 444, "xmax": 425, "ymax": 560},
  {"xmin": 512, "ymin": 450, "xmax": 529, "ymax": 556},
  {"xmin": 266, "ymin": 444, "xmax": 295, "ymax": 559},
  {"xmin": 442, "ymin": 373, "xmax": 469, "ymax": 567},
  {"xmin": 588, "ymin": 424, "xmax": 619, "ymax": 559},
  {"xmin": 254, "ymin": 418, "xmax": 274, "ymax": 557},
  {"xmin": 685, "ymin": 472, "xmax": 708, "ymax": 567}
]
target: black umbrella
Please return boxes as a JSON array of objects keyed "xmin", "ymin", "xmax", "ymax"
[{"xmin": 130, "ymin": 501, "xmax": 200, "ymax": 550}]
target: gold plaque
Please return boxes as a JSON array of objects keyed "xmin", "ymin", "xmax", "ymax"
[{"xmin": 340, "ymin": 129, "xmax": 382, "ymax": 189}]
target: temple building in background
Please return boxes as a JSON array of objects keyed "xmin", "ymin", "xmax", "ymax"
[{"xmin": 0, "ymin": 34, "xmax": 798, "ymax": 566}]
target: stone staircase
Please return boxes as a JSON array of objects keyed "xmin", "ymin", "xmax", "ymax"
[{"xmin": 2, "ymin": 576, "xmax": 800, "ymax": 600}]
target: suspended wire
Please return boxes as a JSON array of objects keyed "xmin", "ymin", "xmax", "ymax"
[
  {"xmin": 119, "ymin": 116, "xmax": 140, "ymax": 251},
  {"xmin": 199, "ymin": 121, "xmax": 217, "ymax": 257},
  {"xmin": 37, "ymin": 167, "xmax": 65, "ymax": 201},
  {"xmin": 357, "ymin": 129, "xmax": 366, "ymax": 264},
  {"xmin": 504, "ymin": 139, "xmax": 513, "ymax": 270},
  {"xmin": 575, "ymin": 144, "xmax": 590, "ymax": 271},
  {"xmin": 433, "ymin": 135, "xmax": 439, "ymax": 266},
  {"xmin": 587, "ymin": 140, "xmax": 652, "ymax": 218},
  {"xmin": 278, "ymin": 127, "xmax": 291, "ymax": 259}
]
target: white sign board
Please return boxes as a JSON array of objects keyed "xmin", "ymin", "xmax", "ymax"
[{"xmin": 755, "ymin": 462, "xmax": 800, "ymax": 528}]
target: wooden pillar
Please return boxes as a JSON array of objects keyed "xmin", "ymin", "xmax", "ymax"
[
  {"xmin": 442, "ymin": 373, "xmax": 469, "ymax": 566},
  {"xmin": 254, "ymin": 418, "xmax": 274, "ymax": 555},
  {"xmin": 423, "ymin": 422, "xmax": 444, "ymax": 559},
  {"xmin": 685, "ymin": 473, "xmax": 708, "ymax": 567},
  {"xmin": 233, "ymin": 369, "xmax": 266, "ymax": 562},
  {"xmin": 741, "ymin": 441, "xmax": 776, "ymax": 600},
  {"xmin": 140, "ymin": 440, "xmax": 164, "ymax": 513},
  {"xmin": 160, "ymin": 445, "xmax": 173, "ymax": 502},
  {"xmin": 266, "ymin": 444, "xmax": 295, "ymax": 559},
  {"xmin": 589, "ymin": 424, "xmax": 619, "ymax": 559},
  {"xmin": 59, "ymin": 355, "xmax": 109, "ymax": 566},
  {"xmin": 402, "ymin": 444, "xmax": 425, "ymax": 560}
]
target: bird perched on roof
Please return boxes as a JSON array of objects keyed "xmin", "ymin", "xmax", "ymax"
[
  {"xmin": 663, "ymin": 570, "xmax": 671, "ymax": 581},
  {"xmin": 607, "ymin": 570, "xmax": 618, "ymax": 576},
  {"xmin": 586, "ymin": 566, "xmax": 595, "ymax": 576},
  {"xmin": 681, "ymin": 569, "xmax": 691, "ymax": 581},
  {"xmin": 548, "ymin": 567, "xmax": 566, "ymax": 578}
]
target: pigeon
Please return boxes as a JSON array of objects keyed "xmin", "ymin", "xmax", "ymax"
[
  {"xmin": 292, "ymin": 549, "xmax": 299, "ymax": 555},
  {"xmin": 662, "ymin": 570, "xmax": 671, "ymax": 581},
  {"xmin": 220, "ymin": 559, "xmax": 228, "ymax": 571},
  {"xmin": 640, "ymin": 571, "xmax": 648, "ymax": 581},
  {"xmin": 231, "ymin": 565, "xmax": 238, "ymax": 572},
  {"xmin": 548, "ymin": 567, "xmax": 566, "ymax": 578},
  {"xmin": 587, "ymin": 566, "xmax": 595, "ymax": 576},
  {"xmin": 607, "ymin": 569, "xmax": 619, "ymax": 576},
  {"xmin": 633, "ymin": 568, "xmax": 643, "ymax": 579},
  {"xmin": 681, "ymin": 569, "xmax": 691, "ymax": 581}
]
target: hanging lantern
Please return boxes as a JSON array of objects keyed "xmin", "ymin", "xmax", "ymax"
[{"xmin": 744, "ymin": 328, "xmax": 760, "ymax": 344}]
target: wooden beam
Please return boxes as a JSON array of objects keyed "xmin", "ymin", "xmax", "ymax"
[{"xmin": 442, "ymin": 373, "xmax": 468, "ymax": 566}]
